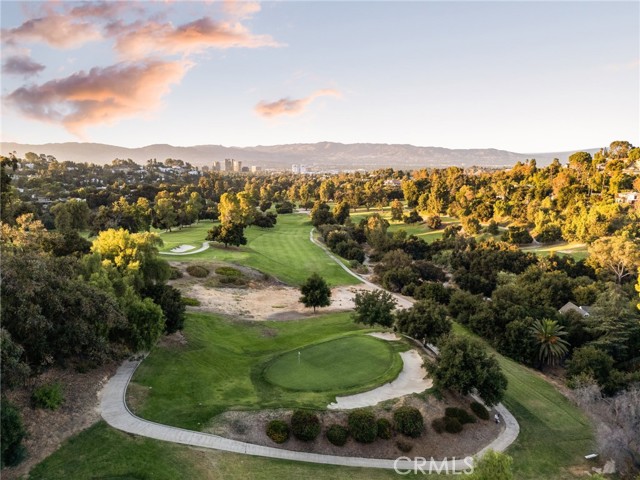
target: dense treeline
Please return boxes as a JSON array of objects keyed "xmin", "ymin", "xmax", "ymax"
[{"xmin": 1, "ymin": 141, "xmax": 639, "ymax": 466}]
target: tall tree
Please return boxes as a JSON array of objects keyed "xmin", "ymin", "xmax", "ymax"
[
  {"xmin": 431, "ymin": 335, "xmax": 508, "ymax": 406},
  {"xmin": 352, "ymin": 289, "xmax": 397, "ymax": 327},
  {"xmin": 206, "ymin": 222, "xmax": 247, "ymax": 248},
  {"xmin": 587, "ymin": 235, "xmax": 640, "ymax": 283},
  {"xmin": 395, "ymin": 299, "xmax": 451, "ymax": 346},
  {"xmin": 299, "ymin": 273, "xmax": 331, "ymax": 313},
  {"xmin": 529, "ymin": 318, "xmax": 570, "ymax": 367},
  {"xmin": 390, "ymin": 199, "xmax": 404, "ymax": 221}
]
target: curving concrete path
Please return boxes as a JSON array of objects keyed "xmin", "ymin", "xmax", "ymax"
[
  {"xmin": 328, "ymin": 349, "xmax": 432, "ymax": 410},
  {"xmin": 101, "ymin": 359, "xmax": 515, "ymax": 471},
  {"xmin": 159, "ymin": 241, "xmax": 210, "ymax": 256},
  {"xmin": 99, "ymin": 226, "xmax": 519, "ymax": 470}
]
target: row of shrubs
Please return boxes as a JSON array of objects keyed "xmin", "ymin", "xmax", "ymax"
[
  {"xmin": 267, "ymin": 402, "xmax": 489, "ymax": 446},
  {"xmin": 431, "ymin": 403, "xmax": 489, "ymax": 434},
  {"xmin": 266, "ymin": 406, "xmax": 425, "ymax": 446}
]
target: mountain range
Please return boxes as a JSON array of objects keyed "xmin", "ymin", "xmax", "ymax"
[{"xmin": 0, "ymin": 141, "xmax": 598, "ymax": 170}]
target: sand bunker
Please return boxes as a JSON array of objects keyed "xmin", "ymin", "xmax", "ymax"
[{"xmin": 327, "ymin": 335, "xmax": 432, "ymax": 410}]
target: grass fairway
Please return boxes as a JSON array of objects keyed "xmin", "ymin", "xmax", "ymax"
[
  {"xmin": 31, "ymin": 422, "xmax": 422, "ymax": 480},
  {"xmin": 130, "ymin": 312, "xmax": 407, "ymax": 431},
  {"xmin": 452, "ymin": 324, "xmax": 594, "ymax": 479},
  {"xmin": 158, "ymin": 215, "xmax": 358, "ymax": 286},
  {"xmin": 521, "ymin": 242, "xmax": 588, "ymax": 261},
  {"xmin": 264, "ymin": 336, "xmax": 401, "ymax": 391}
]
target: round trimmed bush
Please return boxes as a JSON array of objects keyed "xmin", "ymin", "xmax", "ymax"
[
  {"xmin": 445, "ymin": 407, "xmax": 476, "ymax": 424},
  {"xmin": 348, "ymin": 409, "xmax": 378, "ymax": 443},
  {"xmin": 470, "ymin": 401, "xmax": 490, "ymax": 420},
  {"xmin": 266, "ymin": 420, "xmax": 289, "ymax": 444},
  {"xmin": 393, "ymin": 406, "xmax": 424, "ymax": 438},
  {"xmin": 290, "ymin": 410, "xmax": 320, "ymax": 441},
  {"xmin": 326, "ymin": 424, "xmax": 349, "ymax": 446},
  {"xmin": 31, "ymin": 382, "xmax": 64, "ymax": 410},
  {"xmin": 377, "ymin": 418, "xmax": 392, "ymax": 440},
  {"xmin": 169, "ymin": 267, "xmax": 183, "ymax": 279},
  {"xmin": 431, "ymin": 417, "xmax": 446, "ymax": 434},
  {"xmin": 186, "ymin": 265, "xmax": 209, "ymax": 278},
  {"xmin": 396, "ymin": 439, "xmax": 413, "ymax": 453},
  {"xmin": 444, "ymin": 416, "xmax": 463, "ymax": 434},
  {"xmin": 215, "ymin": 266, "xmax": 242, "ymax": 277}
]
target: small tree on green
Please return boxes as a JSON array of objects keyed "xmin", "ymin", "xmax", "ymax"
[
  {"xmin": 390, "ymin": 199, "xmax": 404, "ymax": 221},
  {"xmin": 299, "ymin": 273, "xmax": 331, "ymax": 313},
  {"xmin": 206, "ymin": 223, "xmax": 247, "ymax": 248},
  {"xmin": 352, "ymin": 289, "xmax": 397, "ymax": 327}
]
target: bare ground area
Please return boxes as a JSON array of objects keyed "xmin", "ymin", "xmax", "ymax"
[
  {"xmin": 205, "ymin": 393, "xmax": 503, "ymax": 460},
  {"xmin": 169, "ymin": 260, "xmax": 381, "ymax": 321},
  {"xmin": 2, "ymin": 362, "xmax": 118, "ymax": 480}
]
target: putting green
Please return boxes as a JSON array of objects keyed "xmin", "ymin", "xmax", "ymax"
[{"xmin": 263, "ymin": 336, "xmax": 398, "ymax": 392}]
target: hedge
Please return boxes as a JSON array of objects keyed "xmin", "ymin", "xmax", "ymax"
[
  {"xmin": 470, "ymin": 401, "xmax": 490, "ymax": 420},
  {"xmin": 291, "ymin": 410, "xmax": 320, "ymax": 441},
  {"xmin": 393, "ymin": 406, "xmax": 424, "ymax": 438},
  {"xmin": 348, "ymin": 409, "xmax": 378, "ymax": 443},
  {"xmin": 377, "ymin": 418, "xmax": 392, "ymax": 440},
  {"xmin": 266, "ymin": 420, "xmax": 289, "ymax": 444},
  {"xmin": 326, "ymin": 424, "xmax": 349, "ymax": 446}
]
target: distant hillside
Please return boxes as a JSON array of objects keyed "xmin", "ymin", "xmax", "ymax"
[{"xmin": 0, "ymin": 141, "xmax": 599, "ymax": 170}]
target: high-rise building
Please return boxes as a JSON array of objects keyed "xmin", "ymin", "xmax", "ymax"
[
  {"xmin": 250, "ymin": 166, "xmax": 262, "ymax": 173},
  {"xmin": 233, "ymin": 160, "xmax": 242, "ymax": 172},
  {"xmin": 224, "ymin": 159, "xmax": 233, "ymax": 172},
  {"xmin": 213, "ymin": 161, "xmax": 221, "ymax": 171}
]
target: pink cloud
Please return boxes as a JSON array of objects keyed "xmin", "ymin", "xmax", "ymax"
[
  {"xmin": 223, "ymin": 0, "xmax": 261, "ymax": 19},
  {"xmin": 2, "ymin": 55, "xmax": 45, "ymax": 77},
  {"xmin": 255, "ymin": 89, "xmax": 341, "ymax": 118},
  {"xmin": 1, "ymin": 14, "xmax": 102, "ymax": 49},
  {"xmin": 113, "ymin": 16, "xmax": 281, "ymax": 59},
  {"xmin": 4, "ymin": 60, "xmax": 190, "ymax": 135}
]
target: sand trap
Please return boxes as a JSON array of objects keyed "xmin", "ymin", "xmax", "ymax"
[
  {"xmin": 170, "ymin": 244, "xmax": 196, "ymax": 253},
  {"xmin": 327, "ymin": 347, "xmax": 432, "ymax": 410},
  {"xmin": 368, "ymin": 332, "xmax": 401, "ymax": 341}
]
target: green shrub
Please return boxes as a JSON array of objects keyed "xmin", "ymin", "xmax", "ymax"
[
  {"xmin": 182, "ymin": 297, "xmax": 201, "ymax": 306},
  {"xmin": 470, "ymin": 401, "xmax": 490, "ymax": 420},
  {"xmin": 169, "ymin": 267, "xmax": 183, "ymax": 279},
  {"xmin": 326, "ymin": 424, "xmax": 349, "ymax": 446},
  {"xmin": 290, "ymin": 410, "xmax": 320, "ymax": 441},
  {"xmin": 32, "ymin": 382, "xmax": 64, "ymax": 410},
  {"xmin": 266, "ymin": 420, "xmax": 289, "ymax": 444},
  {"xmin": 393, "ymin": 406, "xmax": 424, "ymax": 438},
  {"xmin": 396, "ymin": 439, "xmax": 413, "ymax": 453},
  {"xmin": 1, "ymin": 398, "xmax": 26, "ymax": 467},
  {"xmin": 444, "ymin": 416, "xmax": 463, "ymax": 434},
  {"xmin": 377, "ymin": 418, "xmax": 392, "ymax": 439},
  {"xmin": 431, "ymin": 417, "xmax": 446, "ymax": 434},
  {"xmin": 348, "ymin": 409, "xmax": 378, "ymax": 443},
  {"xmin": 215, "ymin": 267, "xmax": 242, "ymax": 277},
  {"xmin": 218, "ymin": 275, "xmax": 247, "ymax": 286},
  {"xmin": 445, "ymin": 407, "xmax": 476, "ymax": 424},
  {"xmin": 186, "ymin": 265, "xmax": 209, "ymax": 278}
]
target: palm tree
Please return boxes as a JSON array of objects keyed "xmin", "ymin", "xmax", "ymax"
[{"xmin": 529, "ymin": 319, "xmax": 570, "ymax": 368}]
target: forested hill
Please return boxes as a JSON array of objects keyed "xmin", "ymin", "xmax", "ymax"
[{"xmin": 0, "ymin": 141, "xmax": 598, "ymax": 170}]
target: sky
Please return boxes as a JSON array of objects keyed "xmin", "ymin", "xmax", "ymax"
[{"xmin": 1, "ymin": 1, "xmax": 638, "ymax": 152}]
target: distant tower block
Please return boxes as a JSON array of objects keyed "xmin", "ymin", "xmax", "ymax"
[
  {"xmin": 224, "ymin": 159, "xmax": 233, "ymax": 172},
  {"xmin": 233, "ymin": 160, "xmax": 243, "ymax": 172}
]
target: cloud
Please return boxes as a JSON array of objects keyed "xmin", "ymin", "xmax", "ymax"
[
  {"xmin": 68, "ymin": 1, "xmax": 130, "ymax": 19},
  {"xmin": 1, "ymin": 14, "xmax": 102, "ymax": 49},
  {"xmin": 4, "ymin": 60, "xmax": 190, "ymax": 135},
  {"xmin": 113, "ymin": 16, "xmax": 281, "ymax": 59},
  {"xmin": 2, "ymin": 55, "xmax": 45, "ymax": 77},
  {"xmin": 255, "ymin": 89, "xmax": 341, "ymax": 118},
  {"xmin": 223, "ymin": 0, "xmax": 261, "ymax": 19}
]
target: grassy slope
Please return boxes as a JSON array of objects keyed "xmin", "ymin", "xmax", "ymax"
[
  {"xmin": 30, "ymin": 421, "xmax": 414, "ymax": 480},
  {"xmin": 452, "ymin": 323, "xmax": 594, "ymax": 479},
  {"xmin": 157, "ymin": 215, "xmax": 359, "ymax": 286},
  {"xmin": 131, "ymin": 312, "xmax": 406, "ymax": 431}
]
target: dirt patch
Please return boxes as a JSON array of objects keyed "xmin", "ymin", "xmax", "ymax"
[
  {"xmin": 169, "ymin": 259, "xmax": 382, "ymax": 320},
  {"xmin": 2, "ymin": 362, "xmax": 118, "ymax": 480},
  {"xmin": 205, "ymin": 393, "xmax": 503, "ymax": 459}
]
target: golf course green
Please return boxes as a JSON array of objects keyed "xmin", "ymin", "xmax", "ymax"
[{"xmin": 263, "ymin": 336, "xmax": 399, "ymax": 392}]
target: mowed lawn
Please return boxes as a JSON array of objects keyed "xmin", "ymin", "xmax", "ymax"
[
  {"xmin": 452, "ymin": 324, "xmax": 594, "ymax": 479},
  {"xmin": 129, "ymin": 312, "xmax": 406, "ymax": 431},
  {"xmin": 30, "ymin": 421, "xmax": 415, "ymax": 480},
  {"xmin": 264, "ymin": 335, "xmax": 402, "ymax": 391},
  {"xmin": 157, "ymin": 214, "xmax": 358, "ymax": 286}
]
